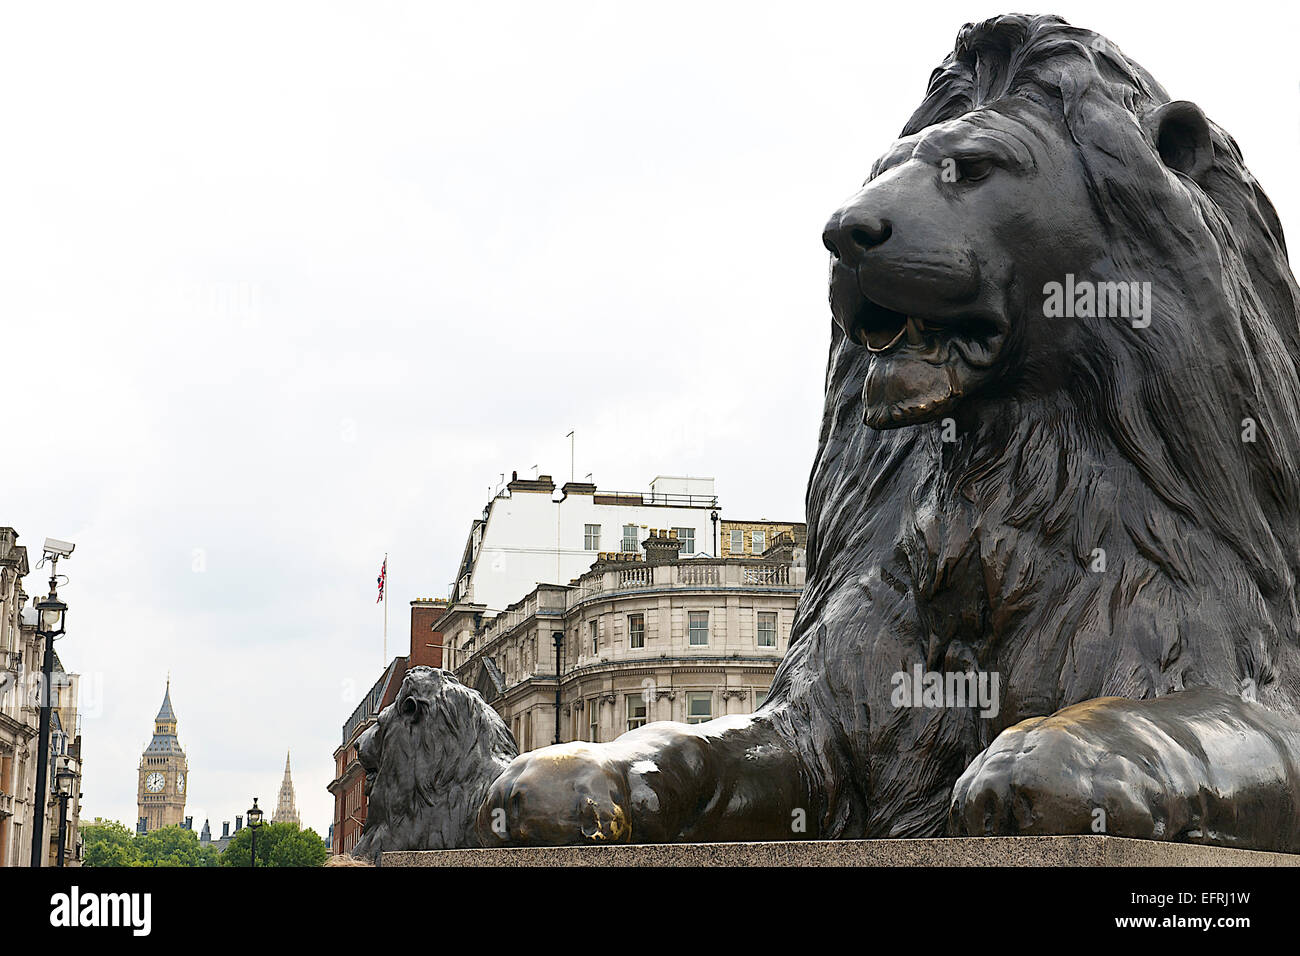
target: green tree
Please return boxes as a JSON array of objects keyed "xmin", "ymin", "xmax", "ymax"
[
  {"xmin": 268, "ymin": 826, "xmax": 328, "ymax": 867},
  {"xmin": 134, "ymin": 824, "xmax": 205, "ymax": 867},
  {"xmin": 81, "ymin": 818, "xmax": 139, "ymax": 868},
  {"xmin": 220, "ymin": 822, "xmax": 327, "ymax": 867}
]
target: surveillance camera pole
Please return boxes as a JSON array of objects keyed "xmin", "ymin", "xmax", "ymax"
[{"xmin": 29, "ymin": 556, "xmax": 62, "ymax": 867}]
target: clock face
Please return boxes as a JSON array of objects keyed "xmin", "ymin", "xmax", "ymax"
[
  {"xmin": 145, "ymin": 772, "xmax": 165, "ymax": 793},
  {"xmin": 176, "ymin": 773, "xmax": 185, "ymax": 794}
]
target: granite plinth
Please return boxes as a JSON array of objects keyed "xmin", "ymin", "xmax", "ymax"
[{"xmin": 381, "ymin": 836, "xmax": 1300, "ymax": 867}]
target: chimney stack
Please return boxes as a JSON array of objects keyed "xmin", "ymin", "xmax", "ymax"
[
  {"xmin": 409, "ymin": 597, "xmax": 449, "ymax": 668},
  {"xmin": 642, "ymin": 528, "xmax": 684, "ymax": 565}
]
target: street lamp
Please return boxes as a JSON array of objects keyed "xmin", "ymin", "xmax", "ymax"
[
  {"xmin": 29, "ymin": 542, "xmax": 71, "ymax": 868},
  {"xmin": 246, "ymin": 798, "xmax": 264, "ymax": 867},
  {"xmin": 54, "ymin": 756, "xmax": 77, "ymax": 868},
  {"xmin": 552, "ymin": 631, "xmax": 564, "ymax": 745}
]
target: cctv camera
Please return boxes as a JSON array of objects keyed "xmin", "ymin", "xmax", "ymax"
[{"xmin": 43, "ymin": 538, "xmax": 75, "ymax": 558}]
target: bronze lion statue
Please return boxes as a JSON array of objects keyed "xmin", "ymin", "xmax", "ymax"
[
  {"xmin": 353, "ymin": 667, "xmax": 516, "ymax": 861},
  {"xmin": 479, "ymin": 13, "xmax": 1300, "ymax": 851}
]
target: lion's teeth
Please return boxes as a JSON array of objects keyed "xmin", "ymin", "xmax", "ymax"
[{"xmin": 866, "ymin": 325, "xmax": 907, "ymax": 353}]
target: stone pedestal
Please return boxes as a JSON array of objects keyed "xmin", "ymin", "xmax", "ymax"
[{"xmin": 381, "ymin": 835, "xmax": 1300, "ymax": 867}]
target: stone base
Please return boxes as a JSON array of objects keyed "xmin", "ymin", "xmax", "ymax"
[{"xmin": 381, "ymin": 835, "xmax": 1300, "ymax": 867}]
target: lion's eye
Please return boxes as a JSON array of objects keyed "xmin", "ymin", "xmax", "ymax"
[{"xmin": 957, "ymin": 158, "xmax": 994, "ymax": 183}]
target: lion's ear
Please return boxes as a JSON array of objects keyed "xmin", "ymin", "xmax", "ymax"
[{"xmin": 1143, "ymin": 100, "xmax": 1214, "ymax": 183}]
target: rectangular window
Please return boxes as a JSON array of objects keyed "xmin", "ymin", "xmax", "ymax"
[
  {"xmin": 757, "ymin": 611, "xmax": 777, "ymax": 647},
  {"xmin": 584, "ymin": 524, "xmax": 601, "ymax": 551},
  {"xmin": 752, "ymin": 530, "xmax": 766, "ymax": 553},
  {"xmin": 673, "ymin": 527, "xmax": 695, "ymax": 556},
  {"xmin": 628, "ymin": 613, "xmax": 645, "ymax": 649},
  {"xmin": 688, "ymin": 610, "xmax": 709, "ymax": 646},
  {"xmin": 687, "ymin": 692, "xmax": 713, "ymax": 725},
  {"xmin": 590, "ymin": 620, "xmax": 599, "ymax": 655},
  {"xmin": 589, "ymin": 702, "xmax": 600, "ymax": 742},
  {"xmin": 622, "ymin": 524, "xmax": 639, "ymax": 552},
  {"xmin": 754, "ymin": 690, "xmax": 769, "ymax": 710},
  {"xmin": 730, "ymin": 529, "xmax": 745, "ymax": 553},
  {"xmin": 626, "ymin": 694, "xmax": 647, "ymax": 731}
]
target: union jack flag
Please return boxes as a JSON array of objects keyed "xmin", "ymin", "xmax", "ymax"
[{"xmin": 376, "ymin": 556, "xmax": 387, "ymax": 604}]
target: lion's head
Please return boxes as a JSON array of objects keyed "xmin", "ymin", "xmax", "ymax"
[
  {"xmin": 352, "ymin": 667, "xmax": 517, "ymax": 861},
  {"xmin": 823, "ymin": 15, "xmax": 1300, "ymax": 437},
  {"xmin": 812, "ymin": 13, "xmax": 1300, "ymax": 617}
]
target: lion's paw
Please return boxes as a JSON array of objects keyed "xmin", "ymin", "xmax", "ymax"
[
  {"xmin": 948, "ymin": 716, "xmax": 1192, "ymax": 841},
  {"xmin": 477, "ymin": 743, "xmax": 637, "ymax": 846}
]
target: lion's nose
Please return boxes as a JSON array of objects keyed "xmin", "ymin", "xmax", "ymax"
[{"xmin": 822, "ymin": 209, "xmax": 892, "ymax": 262}]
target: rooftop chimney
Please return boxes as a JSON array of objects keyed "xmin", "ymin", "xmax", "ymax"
[
  {"xmin": 409, "ymin": 598, "xmax": 449, "ymax": 668},
  {"xmin": 507, "ymin": 473, "xmax": 556, "ymax": 494},
  {"xmin": 642, "ymin": 528, "xmax": 684, "ymax": 565}
]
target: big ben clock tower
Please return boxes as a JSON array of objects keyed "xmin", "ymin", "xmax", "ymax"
[{"xmin": 136, "ymin": 681, "xmax": 189, "ymax": 832}]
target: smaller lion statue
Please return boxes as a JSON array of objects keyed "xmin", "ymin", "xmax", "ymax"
[{"xmin": 352, "ymin": 667, "xmax": 517, "ymax": 862}]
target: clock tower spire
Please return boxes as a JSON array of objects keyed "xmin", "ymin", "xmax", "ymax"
[{"xmin": 136, "ymin": 679, "xmax": 189, "ymax": 832}]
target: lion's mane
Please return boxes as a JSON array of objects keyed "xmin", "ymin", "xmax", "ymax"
[
  {"xmin": 762, "ymin": 14, "xmax": 1300, "ymax": 839},
  {"xmin": 353, "ymin": 667, "xmax": 517, "ymax": 861}
]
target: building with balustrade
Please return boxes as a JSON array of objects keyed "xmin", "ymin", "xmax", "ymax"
[
  {"xmin": 447, "ymin": 472, "xmax": 722, "ymax": 616},
  {"xmin": 450, "ymin": 528, "xmax": 805, "ymax": 752}
]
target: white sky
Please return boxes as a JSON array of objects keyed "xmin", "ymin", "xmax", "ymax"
[{"xmin": 2, "ymin": 1, "xmax": 1296, "ymax": 836}]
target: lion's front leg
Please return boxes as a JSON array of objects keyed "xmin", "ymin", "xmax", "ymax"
[
  {"xmin": 477, "ymin": 712, "xmax": 812, "ymax": 845},
  {"xmin": 949, "ymin": 686, "xmax": 1300, "ymax": 852}
]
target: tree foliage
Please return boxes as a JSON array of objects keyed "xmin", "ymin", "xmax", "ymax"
[
  {"xmin": 81, "ymin": 820, "xmax": 226, "ymax": 867},
  {"xmin": 82, "ymin": 818, "xmax": 139, "ymax": 868},
  {"xmin": 134, "ymin": 825, "xmax": 208, "ymax": 867},
  {"xmin": 220, "ymin": 822, "xmax": 328, "ymax": 867}
]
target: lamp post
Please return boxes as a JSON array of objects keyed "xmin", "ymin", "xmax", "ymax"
[
  {"xmin": 552, "ymin": 631, "xmax": 564, "ymax": 745},
  {"xmin": 29, "ymin": 577, "xmax": 68, "ymax": 868},
  {"xmin": 246, "ymin": 798, "xmax": 264, "ymax": 867},
  {"xmin": 710, "ymin": 510, "xmax": 719, "ymax": 557},
  {"xmin": 54, "ymin": 757, "xmax": 77, "ymax": 868}
]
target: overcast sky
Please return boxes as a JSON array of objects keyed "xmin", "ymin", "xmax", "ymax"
[{"xmin": 2, "ymin": 1, "xmax": 1296, "ymax": 836}]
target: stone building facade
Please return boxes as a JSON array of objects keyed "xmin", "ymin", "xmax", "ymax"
[
  {"xmin": 448, "ymin": 473, "xmax": 720, "ymax": 614},
  {"xmin": 0, "ymin": 528, "xmax": 36, "ymax": 866},
  {"xmin": 0, "ymin": 528, "xmax": 85, "ymax": 866},
  {"xmin": 718, "ymin": 519, "xmax": 807, "ymax": 560},
  {"xmin": 45, "ymin": 656, "xmax": 81, "ymax": 866},
  {"xmin": 453, "ymin": 529, "xmax": 804, "ymax": 752}
]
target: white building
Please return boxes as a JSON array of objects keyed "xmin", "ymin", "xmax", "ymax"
[{"xmin": 449, "ymin": 474, "xmax": 719, "ymax": 615}]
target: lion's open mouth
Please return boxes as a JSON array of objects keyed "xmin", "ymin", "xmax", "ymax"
[{"xmin": 849, "ymin": 296, "xmax": 1005, "ymax": 368}]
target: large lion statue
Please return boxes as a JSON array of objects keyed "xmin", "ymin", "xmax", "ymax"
[
  {"xmin": 479, "ymin": 13, "xmax": 1300, "ymax": 851},
  {"xmin": 352, "ymin": 667, "xmax": 516, "ymax": 861}
]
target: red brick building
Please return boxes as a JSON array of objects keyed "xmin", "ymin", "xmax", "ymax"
[{"xmin": 328, "ymin": 597, "xmax": 447, "ymax": 856}]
